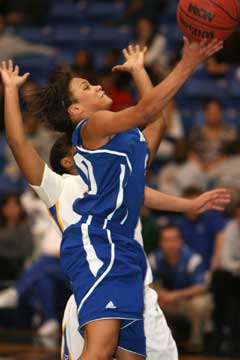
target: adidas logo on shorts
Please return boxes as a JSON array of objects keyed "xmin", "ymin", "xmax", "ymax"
[{"xmin": 105, "ymin": 301, "xmax": 117, "ymax": 309}]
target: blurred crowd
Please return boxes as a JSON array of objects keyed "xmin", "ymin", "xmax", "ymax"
[{"xmin": 0, "ymin": 0, "xmax": 240, "ymax": 356}]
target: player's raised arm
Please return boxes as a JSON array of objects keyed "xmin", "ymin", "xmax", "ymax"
[
  {"xmin": 113, "ymin": 45, "xmax": 167, "ymax": 165},
  {"xmin": 0, "ymin": 60, "xmax": 45, "ymax": 185},
  {"xmin": 84, "ymin": 38, "xmax": 223, "ymax": 146},
  {"xmin": 144, "ymin": 187, "xmax": 231, "ymax": 214}
]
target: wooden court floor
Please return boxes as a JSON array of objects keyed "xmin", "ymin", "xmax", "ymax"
[{"xmin": 0, "ymin": 329, "xmax": 237, "ymax": 360}]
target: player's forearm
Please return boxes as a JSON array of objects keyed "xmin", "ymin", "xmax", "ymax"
[
  {"xmin": 4, "ymin": 85, "xmax": 27, "ymax": 147},
  {"xmin": 144, "ymin": 186, "xmax": 194, "ymax": 213},
  {"xmin": 131, "ymin": 68, "xmax": 167, "ymax": 164},
  {"xmin": 137, "ymin": 60, "xmax": 193, "ymax": 123},
  {"xmin": 131, "ymin": 67, "xmax": 153, "ymax": 96}
]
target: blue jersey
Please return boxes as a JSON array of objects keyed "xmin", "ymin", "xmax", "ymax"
[
  {"xmin": 149, "ymin": 245, "xmax": 205, "ymax": 290},
  {"xmin": 71, "ymin": 120, "xmax": 148, "ymax": 236},
  {"xmin": 172, "ymin": 211, "xmax": 226, "ymax": 271}
]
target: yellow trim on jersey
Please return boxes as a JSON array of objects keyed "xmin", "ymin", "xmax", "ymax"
[{"xmin": 56, "ymin": 201, "xmax": 65, "ymax": 232}]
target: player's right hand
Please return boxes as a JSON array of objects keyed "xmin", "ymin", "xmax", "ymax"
[
  {"xmin": 0, "ymin": 60, "xmax": 30, "ymax": 88},
  {"xmin": 181, "ymin": 37, "xmax": 223, "ymax": 70}
]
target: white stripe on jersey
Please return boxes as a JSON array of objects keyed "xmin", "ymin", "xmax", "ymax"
[
  {"xmin": 81, "ymin": 220, "xmax": 104, "ymax": 277},
  {"xmin": 107, "ymin": 164, "xmax": 126, "ymax": 222},
  {"xmin": 78, "ymin": 229, "xmax": 115, "ymax": 314},
  {"xmin": 76, "ymin": 146, "xmax": 132, "ymax": 174},
  {"xmin": 74, "ymin": 153, "xmax": 98, "ymax": 195}
]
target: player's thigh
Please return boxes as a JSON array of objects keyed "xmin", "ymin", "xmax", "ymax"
[
  {"xmin": 116, "ymin": 347, "xmax": 145, "ymax": 360},
  {"xmin": 84, "ymin": 318, "xmax": 121, "ymax": 352}
]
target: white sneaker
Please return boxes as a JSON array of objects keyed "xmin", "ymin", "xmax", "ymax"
[
  {"xmin": 0, "ymin": 287, "xmax": 19, "ymax": 308},
  {"xmin": 37, "ymin": 319, "xmax": 60, "ymax": 337}
]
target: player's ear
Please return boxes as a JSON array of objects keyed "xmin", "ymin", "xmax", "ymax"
[{"xmin": 68, "ymin": 103, "xmax": 85, "ymax": 120}]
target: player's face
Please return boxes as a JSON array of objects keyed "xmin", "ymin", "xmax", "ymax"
[
  {"xmin": 69, "ymin": 77, "xmax": 113, "ymax": 115},
  {"xmin": 160, "ymin": 228, "xmax": 183, "ymax": 259}
]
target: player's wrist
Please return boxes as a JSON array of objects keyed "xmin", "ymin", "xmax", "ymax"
[
  {"xmin": 4, "ymin": 83, "xmax": 19, "ymax": 91},
  {"xmin": 179, "ymin": 57, "xmax": 197, "ymax": 72},
  {"xmin": 131, "ymin": 66, "xmax": 145, "ymax": 75}
]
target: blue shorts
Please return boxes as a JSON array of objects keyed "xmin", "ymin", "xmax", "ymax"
[{"xmin": 60, "ymin": 219, "xmax": 147, "ymax": 356}]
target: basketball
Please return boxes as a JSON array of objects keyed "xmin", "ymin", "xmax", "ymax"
[{"xmin": 177, "ymin": 0, "xmax": 239, "ymax": 41}]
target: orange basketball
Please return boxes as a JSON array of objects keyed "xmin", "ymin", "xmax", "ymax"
[{"xmin": 177, "ymin": 0, "xmax": 239, "ymax": 41}]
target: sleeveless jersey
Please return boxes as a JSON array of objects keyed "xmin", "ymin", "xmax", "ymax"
[{"xmin": 71, "ymin": 120, "xmax": 148, "ymax": 235}]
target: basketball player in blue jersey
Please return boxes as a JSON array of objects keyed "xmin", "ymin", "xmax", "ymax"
[{"xmin": 1, "ymin": 37, "xmax": 224, "ymax": 360}]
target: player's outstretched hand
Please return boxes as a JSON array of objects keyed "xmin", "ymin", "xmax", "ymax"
[
  {"xmin": 181, "ymin": 37, "xmax": 223, "ymax": 70},
  {"xmin": 0, "ymin": 60, "xmax": 30, "ymax": 88},
  {"xmin": 112, "ymin": 44, "xmax": 147, "ymax": 73},
  {"xmin": 190, "ymin": 188, "xmax": 231, "ymax": 214}
]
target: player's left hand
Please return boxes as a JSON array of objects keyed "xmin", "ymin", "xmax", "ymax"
[
  {"xmin": 112, "ymin": 45, "xmax": 147, "ymax": 73},
  {"xmin": 190, "ymin": 188, "xmax": 231, "ymax": 214}
]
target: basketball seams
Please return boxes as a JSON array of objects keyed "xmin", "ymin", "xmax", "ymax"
[
  {"xmin": 179, "ymin": 4, "xmax": 237, "ymax": 30},
  {"xmin": 206, "ymin": 0, "xmax": 239, "ymax": 22}
]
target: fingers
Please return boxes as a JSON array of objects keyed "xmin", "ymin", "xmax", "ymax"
[
  {"xmin": 112, "ymin": 65, "xmax": 122, "ymax": 72},
  {"xmin": 122, "ymin": 44, "xmax": 147, "ymax": 58},
  {"xmin": 122, "ymin": 48, "xmax": 129, "ymax": 60},
  {"xmin": 1, "ymin": 61, "xmax": 7, "ymax": 70},
  {"xmin": 14, "ymin": 65, "xmax": 19, "ymax": 75},
  {"xmin": 22, "ymin": 72, "xmax": 30, "ymax": 82},
  {"xmin": 201, "ymin": 38, "xmax": 224, "ymax": 57}
]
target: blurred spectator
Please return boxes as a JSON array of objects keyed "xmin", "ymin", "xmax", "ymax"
[
  {"xmin": 149, "ymin": 225, "xmax": 212, "ymax": 350},
  {"xmin": 211, "ymin": 202, "xmax": 240, "ymax": 354},
  {"xmin": 133, "ymin": 17, "xmax": 170, "ymax": 77},
  {"xmin": 157, "ymin": 140, "xmax": 207, "ymax": 196},
  {"xmin": 72, "ymin": 50, "xmax": 96, "ymax": 83},
  {"xmin": 4, "ymin": 112, "xmax": 56, "ymax": 180},
  {"xmin": 0, "ymin": 0, "xmax": 48, "ymax": 25},
  {"xmin": 204, "ymin": 57, "xmax": 231, "ymax": 78},
  {"xmin": 20, "ymin": 80, "xmax": 40, "ymax": 110},
  {"xmin": 207, "ymin": 142, "xmax": 240, "ymax": 191},
  {"xmin": 0, "ymin": 15, "xmax": 55, "ymax": 62},
  {"xmin": 109, "ymin": 72, "xmax": 135, "ymax": 112},
  {"xmin": 156, "ymin": 99, "xmax": 184, "ymax": 162},
  {"xmin": 125, "ymin": 0, "xmax": 166, "ymax": 22},
  {"xmin": 101, "ymin": 49, "xmax": 121, "ymax": 72},
  {"xmin": 173, "ymin": 187, "xmax": 227, "ymax": 272},
  {"xmin": 140, "ymin": 205, "xmax": 159, "ymax": 254},
  {"xmin": 0, "ymin": 190, "xmax": 69, "ymax": 336},
  {"xmin": 0, "ymin": 193, "xmax": 33, "ymax": 280},
  {"xmin": 189, "ymin": 99, "xmax": 238, "ymax": 171}
]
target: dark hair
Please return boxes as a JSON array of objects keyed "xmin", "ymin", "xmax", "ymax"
[
  {"xmin": 30, "ymin": 73, "xmax": 75, "ymax": 134},
  {"xmin": 0, "ymin": 193, "xmax": 26, "ymax": 226},
  {"xmin": 159, "ymin": 224, "xmax": 183, "ymax": 240},
  {"xmin": 50, "ymin": 134, "xmax": 72, "ymax": 175}
]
